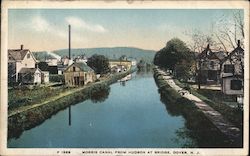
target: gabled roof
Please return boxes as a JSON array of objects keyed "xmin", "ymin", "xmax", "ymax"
[
  {"xmin": 65, "ymin": 62, "xmax": 94, "ymax": 72},
  {"xmin": 222, "ymin": 41, "xmax": 244, "ymax": 64},
  {"xmin": 228, "ymin": 46, "xmax": 244, "ymax": 59},
  {"xmin": 214, "ymin": 51, "xmax": 228, "ymax": 60},
  {"xmin": 8, "ymin": 49, "xmax": 30, "ymax": 61},
  {"xmin": 198, "ymin": 44, "xmax": 216, "ymax": 59},
  {"xmin": 19, "ymin": 68, "xmax": 41, "ymax": 74}
]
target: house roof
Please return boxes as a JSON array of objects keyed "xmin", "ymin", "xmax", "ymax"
[
  {"xmin": 109, "ymin": 59, "xmax": 131, "ymax": 63},
  {"xmin": 214, "ymin": 51, "xmax": 228, "ymax": 60},
  {"xmin": 198, "ymin": 45, "xmax": 227, "ymax": 61},
  {"xmin": 8, "ymin": 49, "xmax": 30, "ymax": 61},
  {"xmin": 65, "ymin": 62, "xmax": 94, "ymax": 72},
  {"xmin": 221, "ymin": 43, "xmax": 244, "ymax": 64},
  {"xmin": 19, "ymin": 68, "xmax": 41, "ymax": 74}
]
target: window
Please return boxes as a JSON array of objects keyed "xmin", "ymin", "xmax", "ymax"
[
  {"xmin": 224, "ymin": 64, "xmax": 235, "ymax": 73},
  {"xmin": 27, "ymin": 54, "xmax": 30, "ymax": 58},
  {"xmin": 73, "ymin": 67, "xmax": 76, "ymax": 72},
  {"xmin": 230, "ymin": 80, "xmax": 242, "ymax": 90},
  {"xmin": 210, "ymin": 61, "xmax": 214, "ymax": 68}
]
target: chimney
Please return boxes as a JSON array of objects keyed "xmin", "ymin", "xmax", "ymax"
[
  {"xmin": 69, "ymin": 25, "xmax": 71, "ymax": 60},
  {"xmin": 20, "ymin": 44, "xmax": 23, "ymax": 50},
  {"xmin": 237, "ymin": 40, "xmax": 240, "ymax": 47},
  {"xmin": 207, "ymin": 44, "xmax": 210, "ymax": 49}
]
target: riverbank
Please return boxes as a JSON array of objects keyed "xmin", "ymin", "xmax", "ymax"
[
  {"xmin": 153, "ymin": 67, "xmax": 242, "ymax": 147},
  {"xmin": 8, "ymin": 69, "xmax": 135, "ymax": 139},
  {"xmin": 173, "ymin": 79, "xmax": 243, "ymax": 130}
]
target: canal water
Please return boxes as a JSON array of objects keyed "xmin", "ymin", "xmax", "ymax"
[{"xmin": 8, "ymin": 71, "xmax": 194, "ymax": 148}]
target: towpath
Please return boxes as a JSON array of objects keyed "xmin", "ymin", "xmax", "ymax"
[{"xmin": 155, "ymin": 67, "xmax": 241, "ymax": 142}]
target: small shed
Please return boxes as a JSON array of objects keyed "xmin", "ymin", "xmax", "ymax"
[
  {"xmin": 222, "ymin": 75, "xmax": 243, "ymax": 95},
  {"xmin": 18, "ymin": 68, "xmax": 42, "ymax": 84},
  {"xmin": 64, "ymin": 62, "xmax": 96, "ymax": 86}
]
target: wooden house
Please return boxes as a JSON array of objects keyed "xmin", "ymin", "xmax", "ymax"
[
  {"xmin": 64, "ymin": 62, "xmax": 96, "ymax": 86},
  {"xmin": 221, "ymin": 40, "xmax": 244, "ymax": 95}
]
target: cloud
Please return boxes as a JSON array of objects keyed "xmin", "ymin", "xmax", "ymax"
[
  {"xmin": 65, "ymin": 16, "xmax": 107, "ymax": 33},
  {"xmin": 29, "ymin": 16, "xmax": 86, "ymax": 43},
  {"xmin": 31, "ymin": 16, "xmax": 50, "ymax": 32}
]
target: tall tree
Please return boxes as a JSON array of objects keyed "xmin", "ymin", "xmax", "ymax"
[
  {"xmin": 154, "ymin": 38, "xmax": 195, "ymax": 80},
  {"xmin": 154, "ymin": 38, "xmax": 193, "ymax": 69},
  {"xmin": 87, "ymin": 54, "xmax": 110, "ymax": 75}
]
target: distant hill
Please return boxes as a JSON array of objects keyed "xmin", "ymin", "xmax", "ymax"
[{"xmin": 52, "ymin": 47, "xmax": 156, "ymax": 63}]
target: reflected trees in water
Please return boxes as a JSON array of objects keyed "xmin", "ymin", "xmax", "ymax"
[{"xmin": 90, "ymin": 85, "xmax": 111, "ymax": 103}]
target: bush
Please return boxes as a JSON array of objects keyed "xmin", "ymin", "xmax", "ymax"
[{"xmin": 49, "ymin": 74, "xmax": 65, "ymax": 83}]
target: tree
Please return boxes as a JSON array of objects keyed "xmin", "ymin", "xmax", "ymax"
[
  {"xmin": 175, "ymin": 60, "xmax": 195, "ymax": 81},
  {"xmin": 87, "ymin": 54, "xmax": 110, "ymax": 75},
  {"xmin": 154, "ymin": 38, "xmax": 195, "ymax": 80},
  {"xmin": 37, "ymin": 62, "xmax": 49, "ymax": 71},
  {"xmin": 154, "ymin": 38, "xmax": 194, "ymax": 69},
  {"xmin": 186, "ymin": 10, "xmax": 244, "ymax": 53}
]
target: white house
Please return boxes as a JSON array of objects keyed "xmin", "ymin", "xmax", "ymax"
[
  {"xmin": 221, "ymin": 40, "xmax": 244, "ymax": 96},
  {"xmin": 8, "ymin": 45, "xmax": 37, "ymax": 82}
]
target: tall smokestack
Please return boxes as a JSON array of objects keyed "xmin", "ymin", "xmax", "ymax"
[
  {"xmin": 237, "ymin": 40, "xmax": 240, "ymax": 47},
  {"xmin": 20, "ymin": 44, "xmax": 23, "ymax": 50},
  {"xmin": 69, "ymin": 25, "xmax": 71, "ymax": 60}
]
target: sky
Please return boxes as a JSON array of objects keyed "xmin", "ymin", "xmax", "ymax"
[{"xmin": 8, "ymin": 9, "xmax": 241, "ymax": 51}]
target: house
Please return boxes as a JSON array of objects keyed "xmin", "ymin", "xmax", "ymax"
[
  {"xmin": 64, "ymin": 62, "xmax": 96, "ymax": 86},
  {"xmin": 8, "ymin": 45, "xmax": 37, "ymax": 82},
  {"xmin": 18, "ymin": 68, "xmax": 42, "ymax": 84},
  {"xmin": 74, "ymin": 55, "xmax": 88, "ymax": 64},
  {"xmin": 197, "ymin": 45, "xmax": 226, "ymax": 84},
  {"xmin": 61, "ymin": 56, "xmax": 74, "ymax": 66},
  {"xmin": 45, "ymin": 55, "xmax": 58, "ymax": 66},
  {"xmin": 109, "ymin": 59, "xmax": 132, "ymax": 71},
  {"xmin": 221, "ymin": 40, "xmax": 244, "ymax": 96}
]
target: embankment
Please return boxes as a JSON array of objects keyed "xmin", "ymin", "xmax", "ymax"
[
  {"xmin": 8, "ymin": 70, "xmax": 134, "ymax": 139},
  {"xmin": 153, "ymin": 68, "xmax": 241, "ymax": 147}
]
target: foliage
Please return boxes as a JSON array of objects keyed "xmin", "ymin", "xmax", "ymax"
[
  {"xmin": 49, "ymin": 74, "xmax": 65, "ymax": 83},
  {"xmin": 37, "ymin": 62, "xmax": 49, "ymax": 71},
  {"xmin": 154, "ymin": 38, "xmax": 195, "ymax": 81},
  {"xmin": 87, "ymin": 54, "xmax": 110, "ymax": 74}
]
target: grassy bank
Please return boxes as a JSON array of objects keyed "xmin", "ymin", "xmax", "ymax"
[
  {"xmin": 153, "ymin": 68, "xmax": 241, "ymax": 147},
  {"xmin": 173, "ymin": 79, "xmax": 243, "ymax": 130},
  {"xmin": 8, "ymin": 69, "xmax": 134, "ymax": 139}
]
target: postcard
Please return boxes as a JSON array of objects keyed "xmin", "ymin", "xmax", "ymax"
[{"xmin": 0, "ymin": 0, "xmax": 249, "ymax": 156}]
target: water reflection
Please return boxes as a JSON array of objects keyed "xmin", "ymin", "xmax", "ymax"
[
  {"xmin": 68, "ymin": 106, "xmax": 71, "ymax": 126},
  {"xmin": 90, "ymin": 85, "xmax": 111, "ymax": 103}
]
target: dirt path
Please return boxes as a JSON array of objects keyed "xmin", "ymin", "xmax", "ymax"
[{"xmin": 156, "ymin": 67, "xmax": 241, "ymax": 141}]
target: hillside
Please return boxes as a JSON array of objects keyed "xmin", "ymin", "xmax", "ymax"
[{"xmin": 52, "ymin": 47, "xmax": 156, "ymax": 63}]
